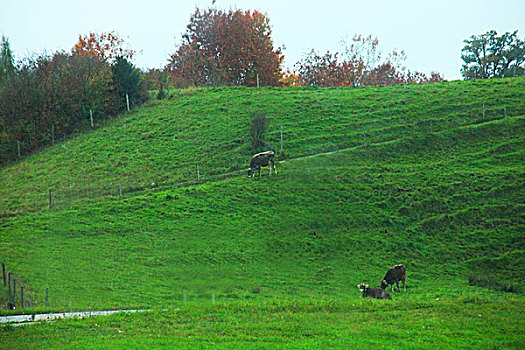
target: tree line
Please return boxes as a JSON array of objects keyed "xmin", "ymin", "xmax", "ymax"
[
  {"xmin": 0, "ymin": 32, "xmax": 146, "ymax": 163},
  {"xmin": 1, "ymin": 7, "xmax": 524, "ymax": 163}
]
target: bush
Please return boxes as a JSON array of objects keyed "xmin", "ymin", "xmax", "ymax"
[
  {"xmin": 156, "ymin": 85, "xmax": 166, "ymax": 100},
  {"xmin": 467, "ymin": 273, "xmax": 521, "ymax": 293},
  {"xmin": 250, "ymin": 114, "xmax": 269, "ymax": 152}
]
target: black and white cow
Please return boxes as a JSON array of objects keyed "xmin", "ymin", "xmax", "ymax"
[{"xmin": 248, "ymin": 151, "xmax": 277, "ymax": 177}]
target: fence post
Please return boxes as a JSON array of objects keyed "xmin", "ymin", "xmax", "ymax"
[
  {"xmin": 13, "ymin": 278, "xmax": 16, "ymax": 303},
  {"xmin": 8, "ymin": 272, "xmax": 12, "ymax": 295},
  {"xmin": 17, "ymin": 141, "xmax": 20, "ymax": 158},
  {"xmin": 126, "ymin": 93, "xmax": 130, "ymax": 112},
  {"xmin": 21, "ymin": 286, "xmax": 24, "ymax": 309},
  {"xmin": 280, "ymin": 125, "xmax": 284, "ymax": 154},
  {"xmin": 2, "ymin": 263, "xmax": 5, "ymax": 286},
  {"xmin": 197, "ymin": 164, "xmax": 200, "ymax": 181},
  {"xmin": 49, "ymin": 189, "xmax": 53, "ymax": 209},
  {"xmin": 90, "ymin": 109, "xmax": 94, "ymax": 128}
]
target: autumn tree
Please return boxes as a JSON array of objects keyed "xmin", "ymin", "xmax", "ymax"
[
  {"xmin": 296, "ymin": 49, "xmax": 364, "ymax": 87},
  {"xmin": 461, "ymin": 30, "xmax": 525, "ymax": 79},
  {"xmin": 72, "ymin": 31, "xmax": 135, "ymax": 63},
  {"xmin": 167, "ymin": 8, "xmax": 284, "ymax": 87},
  {"xmin": 296, "ymin": 34, "xmax": 442, "ymax": 87},
  {"xmin": 279, "ymin": 68, "xmax": 302, "ymax": 87}
]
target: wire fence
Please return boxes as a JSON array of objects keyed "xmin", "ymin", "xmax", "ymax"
[
  {"xmin": 2, "ymin": 101, "xmax": 524, "ymax": 310},
  {"xmin": 2, "ymin": 102, "xmax": 523, "ymax": 216}
]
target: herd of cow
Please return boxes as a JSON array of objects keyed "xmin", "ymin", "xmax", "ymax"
[
  {"xmin": 358, "ymin": 264, "xmax": 407, "ymax": 300},
  {"xmin": 249, "ymin": 152, "xmax": 406, "ymax": 300}
]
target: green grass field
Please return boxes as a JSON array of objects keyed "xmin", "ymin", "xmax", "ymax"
[{"xmin": 1, "ymin": 78, "xmax": 524, "ymax": 348}]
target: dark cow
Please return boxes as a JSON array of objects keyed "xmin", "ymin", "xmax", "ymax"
[
  {"xmin": 357, "ymin": 283, "xmax": 392, "ymax": 300},
  {"xmin": 248, "ymin": 151, "xmax": 277, "ymax": 177},
  {"xmin": 381, "ymin": 264, "xmax": 406, "ymax": 292}
]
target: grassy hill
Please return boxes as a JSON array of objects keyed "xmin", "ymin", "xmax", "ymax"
[
  {"xmin": 1, "ymin": 78, "xmax": 524, "ymax": 216},
  {"xmin": 1, "ymin": 78, "xmax": 524, "ymax": 348}
]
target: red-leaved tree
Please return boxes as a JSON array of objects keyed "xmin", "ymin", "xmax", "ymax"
[
  {"xmin": 296, "ymin": 35, "xmax": 443, "ymax": 87},
  {"xmin": 167, "ymin": 8, "xmax": 284, "ymax": 87},
  {"xmin": 72, "ymin": 31, "xmax": 135, "ymax": 63}
]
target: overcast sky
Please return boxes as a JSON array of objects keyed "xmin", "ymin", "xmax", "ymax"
[{"xmin": 1, "ymin": 0, "xmax": 524, "ymax": 80}]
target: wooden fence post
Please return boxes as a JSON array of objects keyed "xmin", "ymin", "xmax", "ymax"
[
  {"xmin": 280, "ymin": 125, "xmax": 284, "ymax": 154},
  {"xmin": 90, "ymin": 109, "xmax": 94, "ymax": 128},
  {"xmin": 8, "ymin": 272, "xmax": 12, "ymax": 295},
  {"xmin": 17, "ymin": 141, "xmax": 20, "ymax": 158},
  {"xmin": 126, "ymin": 93, "xmax": 130, "ymax": 112},
  {"xmin": 2, "ymin": 263, "xmax": 5, "ymax": 286},
  {"xmin": 21, "ymin": 286, "xmax": 24, "ymax": 309},
  {"xmin": 49, "ymin": 189, "xmax": 53, "ymax": 209}
]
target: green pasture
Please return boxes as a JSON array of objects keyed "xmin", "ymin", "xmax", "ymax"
[
  {"xmin": 0, "ymin": 78, "xmax": 524, "ymax": 348},
  {"xmin": 1, "ymin": 78, "xmax": 524, "ymax": 216}
]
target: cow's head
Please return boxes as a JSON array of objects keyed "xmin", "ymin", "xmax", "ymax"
[
  {"xmin": 381, "ymin": 279, "xmax": 388, "ymax": 289},
  {"xmin": 357, "ymin": 283, "xmax": 368, "ymax": 293}
]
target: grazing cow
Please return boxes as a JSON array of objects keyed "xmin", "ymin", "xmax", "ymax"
[
  {"xmin": 357, "ymin": 283, "xmax": 392, "ymax": 300},
  {"xmin": 248, "ymin": 151, "xmax": 277, "ymax": 177},
  {"xmin": 381, "ymin": 264, "xmax": 406, "ymax": 292}
]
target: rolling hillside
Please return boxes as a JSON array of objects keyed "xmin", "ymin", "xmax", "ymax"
[
  {"xmin": 1, "ymin": 78, "xmax": 524, "ymax": 216},
  {"xmin": 1, "ymin": 78, "xmax": 524, "ymax": 348}
]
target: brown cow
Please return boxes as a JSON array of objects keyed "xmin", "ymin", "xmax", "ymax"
[
  {"xmin": 381, "ymin": 264, "xmax": 406, "ymax": 292},
  {"xmin": 248, "ymin": 151, "xmax": 277, "ymax": 177},
  {"xmin": 357, "ymin": 283, "xmax": 392, "ymax": 300}
]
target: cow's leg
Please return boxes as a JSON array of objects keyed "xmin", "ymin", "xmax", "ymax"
[
  {"xmin": 269, "ymin": 163, "xmax": 272, "ymax": 175},
  {"xmin": 396, "ymin": 280, "xmax": 400, "ymax": 292},
  {"xmin": 391, "ymin": 284, "xmax": 394, "ymax": 292}
]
